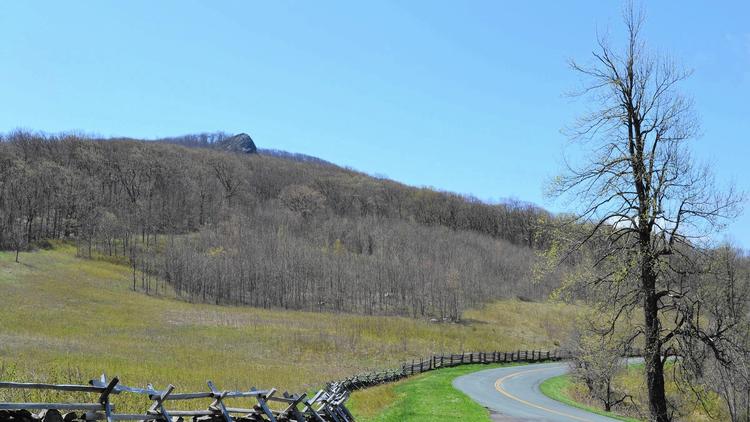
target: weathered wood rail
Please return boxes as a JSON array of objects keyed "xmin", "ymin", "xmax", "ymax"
[
  {"xmin": 0, "ymin": 375, "xmax": 352, "ymax": 422},
  {"xmin": 0, "ymin": 349, "xmax": 573, "ymax": 422},
  {"xmin": 334, "ymin": 349, "xmax": 571, "ymax": 391}
]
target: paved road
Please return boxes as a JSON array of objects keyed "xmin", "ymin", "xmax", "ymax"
[{"xmin": 453, "ymin": 362, "xmax": 620, "ymax": 422}]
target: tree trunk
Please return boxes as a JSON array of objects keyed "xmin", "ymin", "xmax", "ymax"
[
  {"xmin": 643, "ymin": 254, "xmax": 670, "ymax": 422},
  {"xmin": 605, "ymin": 381, "xmax": 612, "ymax": 412},
  {"xmin": 132, "ymin": 256, "xmax": 137, "ymax": 292}
]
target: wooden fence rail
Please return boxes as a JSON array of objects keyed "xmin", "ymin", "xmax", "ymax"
[
  {"xmin": 0, "ymin": 374, "xmax": 352, "ymax": 422},
  {"xmin": 334, "ymin": 349, "xmax": 572, "ymax": 391},
  {"xmin": 0, "ymin": 349, "xmax": 577, "ymax": 422}
]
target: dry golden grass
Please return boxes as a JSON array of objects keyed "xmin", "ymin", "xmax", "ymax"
[{"xmin": 0, "ymin": 244, "xmax": 580, "ymax": 412}]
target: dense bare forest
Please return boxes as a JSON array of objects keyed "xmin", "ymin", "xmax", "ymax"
[{"xmin": 0, "ymin": 131, "xmax": 561, "ymax": 318}]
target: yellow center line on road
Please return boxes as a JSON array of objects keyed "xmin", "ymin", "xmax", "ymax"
[{"xmin": 494, "ymin": 367, "xmax": 594, "ymax": 422}]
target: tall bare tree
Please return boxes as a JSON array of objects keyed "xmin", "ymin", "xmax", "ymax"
[{"xmin": 550, "ymin": 3, "xmax": 743, "ymax": 420}]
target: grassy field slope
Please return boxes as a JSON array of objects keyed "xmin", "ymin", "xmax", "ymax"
[
  {"xmin": 348, "ymin": 363, "xmax": 516, "ymax": 422},
  {"xmin": 0, "ymin": 244, "xmax": 578, "ymax": 410}
]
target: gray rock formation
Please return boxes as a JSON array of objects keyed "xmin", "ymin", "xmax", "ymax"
[{"xmin": 217, "ymin": 133, "xmax": 257, "ymax": 154}]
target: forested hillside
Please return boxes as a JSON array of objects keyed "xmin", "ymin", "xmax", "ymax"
[{"xmin": 0, "ymin": 131, "xmax": 561, "ymax": 318}]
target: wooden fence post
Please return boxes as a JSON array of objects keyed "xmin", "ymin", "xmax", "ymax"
[
  {"xmin": 206, "ymin": 381, "xmax": 235, "ymax": 422},
  {"xmin": 98, "ymin": 375, "xmax": 118, "ymax": 422}
]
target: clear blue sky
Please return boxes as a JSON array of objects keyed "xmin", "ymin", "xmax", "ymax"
[{"xmin": 1, "ymin": 1, "xmax": 748, "ymax": 246}]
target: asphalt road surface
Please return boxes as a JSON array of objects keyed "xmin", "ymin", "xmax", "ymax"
[{"xmin": 453, "ymin": 362, "xmax": 621, "ymax": 422}]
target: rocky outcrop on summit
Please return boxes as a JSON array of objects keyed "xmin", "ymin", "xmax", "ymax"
[{"xmin": 216, "ymin": 133, "xmax": 257, "ymax": 154}]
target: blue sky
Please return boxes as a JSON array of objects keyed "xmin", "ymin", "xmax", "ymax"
[{"xmin": 1, "ymin": 1, "xmax": 748, "ymax": 246}]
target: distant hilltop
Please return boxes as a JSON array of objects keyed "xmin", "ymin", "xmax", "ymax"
[
  {"xmin": 216, "ymin": 133, "xmax": 257, "ymax": 154},
  {"xmin": 154, "ymin": 131, "xmax": 257, "ymax": 154},
  {"xmin": 155, "ymin": 131, "xmax": 334, "ymax": 165}
]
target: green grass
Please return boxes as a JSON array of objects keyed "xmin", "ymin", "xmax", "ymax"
[
  {"xmin": 349, "ymin": 363, "xmax": 515, "ymax": 421},
  {"xmin": 539, "ymin": 374, "xmax": 641, "ymax": 422},
  {"xmin": 541, "ymin": 363, "xmax": 729, "ymax": 422},
  {"xmin": 0, "ymin": 245, "xmax": 581, "ymax": 412}
]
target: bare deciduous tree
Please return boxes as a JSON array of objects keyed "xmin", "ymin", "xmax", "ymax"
[
  {"xmin": 549, "ymin": 3, "xmax": 744, "ymax": 420},
  {"xmin": 279, "ymin": 184, "xmax": 326, "ymax": 219}
]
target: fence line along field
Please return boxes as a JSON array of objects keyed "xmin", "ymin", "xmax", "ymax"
[
  {"xmin": 0, "ymin": 350, "xmax": 566, "ymax": 422},
  {"xmin": 0, "ymin": 244, "xmax": 581, "ymax": 410},
  {"xmin": 0, "ymin": 374, "xmax": 356, "ymax": 422}
]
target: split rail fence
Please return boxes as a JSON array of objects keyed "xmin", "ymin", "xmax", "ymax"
[
  {"xmin": 0, "ymin": 349, "xmax": 571, "ymax": 422},
  {"xmin": 0, "ymin": 375, "xmax": 352, "ymax": 422},
  {"xmin": 335, "ymin": 349, "xmax": 571, "ymax": 391}
]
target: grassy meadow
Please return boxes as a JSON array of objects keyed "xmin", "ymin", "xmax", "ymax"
[
  {"xmin": 0, "ymin": 243, "xmax": 579, "ymax": 412},
  {"xmin": 539, "ymin": 374, "xmax": 640, "ymax": 422},
  {"xmin": 540, "ymin": 362, "xmax": 728, "ymax": 422}
]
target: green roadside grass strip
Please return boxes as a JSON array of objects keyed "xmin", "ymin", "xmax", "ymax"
[
  {"xmin": 539, "ymin": 374, "xmax": 641, "ymax": 422},
  {"xmin": 349, "ymin": 363, "xmax": 521, "ymax": 422}
]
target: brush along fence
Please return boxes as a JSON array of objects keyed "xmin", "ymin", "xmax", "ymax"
[{"xmin": 0, "ymin": 349, "xmax": 571, "ymax": 422}]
